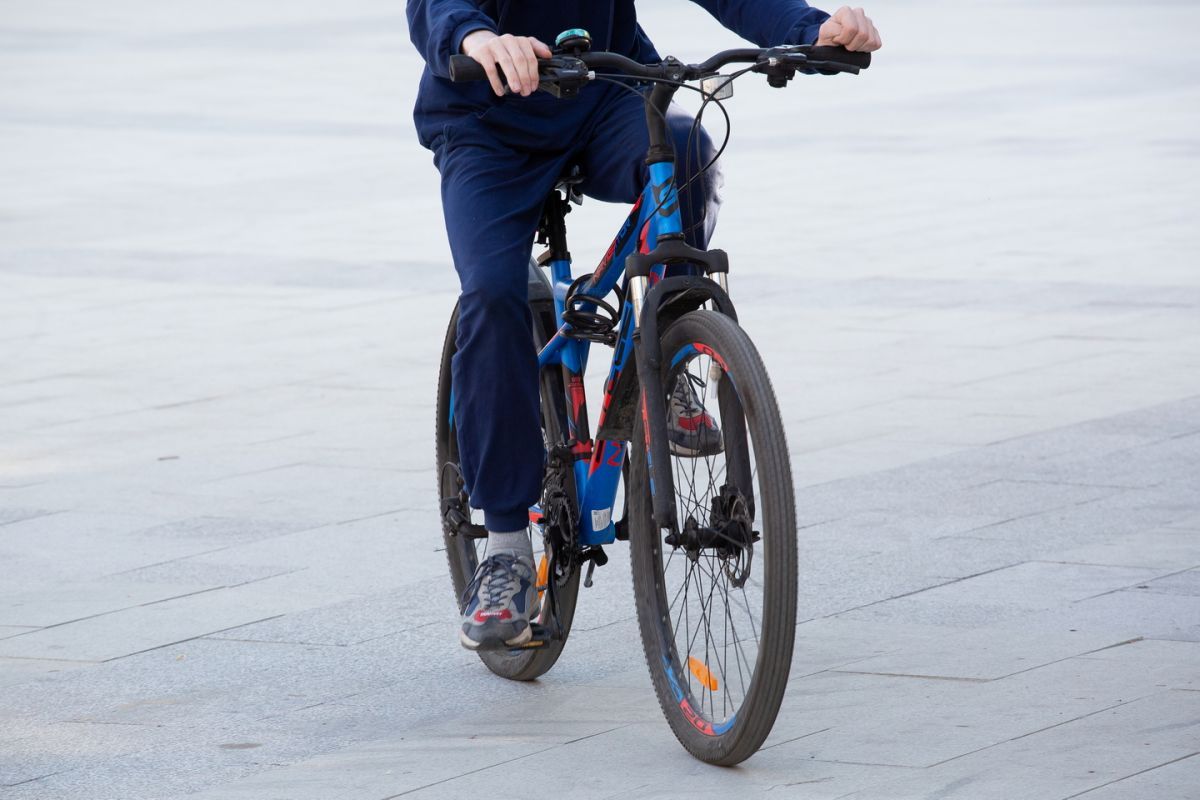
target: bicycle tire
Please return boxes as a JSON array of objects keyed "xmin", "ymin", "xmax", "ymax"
[
  {"xmin": 435, "ymin": 300, "xmax": 581, "ymax": 681},
  {"xmin": 628, "ymin": 309, "xmax": 797, "ymax": 764}
]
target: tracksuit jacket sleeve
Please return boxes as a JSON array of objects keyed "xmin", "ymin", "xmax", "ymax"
[
  {"xmin": 407, "ymin": 0, "xmax": 497, "ymax": 79},
  {"xmin": 688, "ymin": 0, "xmax": 830, "ymax": 46}
]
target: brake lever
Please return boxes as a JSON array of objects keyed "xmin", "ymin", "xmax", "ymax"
[
  {"xmin": 779, "ymin": 48, "xmax": 867, "ymax": 75},
  {"xmin": 796, "ymin": 57, "xmax": 862, "ymax": 75}
]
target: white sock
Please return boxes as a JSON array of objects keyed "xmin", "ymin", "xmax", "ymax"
[{"xmin": 485, "ymin": 529, "xmax": 532, "ymax": 561}]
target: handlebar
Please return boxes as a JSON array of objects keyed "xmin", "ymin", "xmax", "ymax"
[{"xmin": 447, "ymin": 44, "xmax": 870, "ymax": 92}]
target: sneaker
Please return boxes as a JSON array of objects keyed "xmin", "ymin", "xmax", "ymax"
[
  {"xmin": 668, "ymin": 372, "xmax": 723, "ymax": 457},
  {"xmin": 459, "ymin": 553, "xmax": 540, "ymax": 650}
]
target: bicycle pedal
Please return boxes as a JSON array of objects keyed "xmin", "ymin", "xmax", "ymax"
[
  {"xmin": 508, "ymin": 623, "xmax": 559, "ymax": 647},
  {"xmin": 510, "ymin": 623, "xmax": 555, "ymax": 650},
  {"xmin": 511, "ymin": 639, "xmax": 548, "ymax": 650},
  {"xmin": 469, "ymin": 623, "xmax": 556, "ymax": 652}
]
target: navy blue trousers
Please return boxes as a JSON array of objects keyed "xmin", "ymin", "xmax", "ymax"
[{"xmin": 433, "ymin": 87, "xmax": 721, "ymax": 531}]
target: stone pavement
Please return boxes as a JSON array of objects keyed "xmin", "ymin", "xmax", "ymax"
[{"xmin": 2, "ymin": 1, "xmax": 1199, "ymax": 798}]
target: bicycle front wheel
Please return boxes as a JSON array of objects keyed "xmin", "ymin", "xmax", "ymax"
[{"xmin": 629, "ymin": 309, "xmax": 797, "ymax": 765}]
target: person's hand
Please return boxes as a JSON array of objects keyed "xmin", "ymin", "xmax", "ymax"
[
  {"xmin": 816, "ymin": 7, "xmax": 882, "ymax": 52},
  {"xmin": 461, "ymin": 30, "xmax": 552, "ymax": 97}
]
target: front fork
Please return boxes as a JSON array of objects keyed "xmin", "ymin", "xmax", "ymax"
[
  {"xmin": 627, "ymin": 129, "xmax": 738, "ymax": 535},
  {"xmin": 629, "ymin": 256, "xmax": 735, "ymax": 536},
  {"xmin": 628, "ymin": 273, "xmax": 675, "ymax": 534}
]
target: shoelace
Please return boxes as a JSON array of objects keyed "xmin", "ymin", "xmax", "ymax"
[
  {"xmin": 673, "ymin": 371, "xmax": 708, "ymax": 416},
  {"xmin": 463, "ymin": 553, "xmax": 526, "ymax": 610}
]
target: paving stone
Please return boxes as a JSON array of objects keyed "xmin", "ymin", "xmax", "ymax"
[
  {"xmin": 807, "ymin": 617, "xmax": 1135, "ymax": 681},
  {"xmin": 1046, "ymin": 525, "xmax": 1200, "ymax": 569},
  {"xmin": 773, "ymin": 642, "xmax": 1200, "ymax": 771},
  {"xmin": 205, "ymin": 575, "xmax": 449, "ymax": 646},
  {"xmin": 180, "ymin": 463, "xmax": 413, "ymax": 527},
  {"xmin": 1022, "ymin": 590, "xmax": 1200, "ymax": 644},
  {"xmin": 112, "ymin": 559, "xmax": 295, "ymax": 588},
  {"xmin": 0, "ymin": 579, "xmax": 216, "ymax": 627},
  {"xmin": 126, "ymin": 516, "xmax": 312, "ymax": 548},
  {"xmin": 1, "ymin": 511, "xmax": 191, "ymax": 589},
  {"xmin": 179, "ymin": 730, "xmax": 632, "ymax": 800},
  {"xmin": 169, "ymin": 510, "xmax": 449, "ymax": 596},
  {"xmin": 0, "ymin": 656, "xmax": 94, "ymax": 691},
  {"xmin": 0, "ymin": 576, "xmax": 337, "ymax": 661},
  {"xmin": 1139, "ymin": 568, "xmax": 1200, "ymax": 597},
  {"xmin": 1067, "ymin": 639, "xmax": 1200, "ymax": 691},
  {"xmin": 1, "ymin": 720, "xmax": 161, "ymax": 789},
  {"xmin": 837, "ymin": 690, "xmax": 1200, "ymax": 799},
  {"xmin": 0, "ymin": 625, "xmax": 37, "ymax": 637},
  {"xmin": 0, "ymin": 508, "xmax": 56, "ymax": 527},
  {"xmin": 840, "ymin": 561, "xmax": 1165, "ymax": 627},
  {"xmin": 1071, "ymin": 752, "xmax": 1200, "ymax": 800},
  {"xmin": 1, "ymin": 717, "xmax": 319, "ymax": 800}
]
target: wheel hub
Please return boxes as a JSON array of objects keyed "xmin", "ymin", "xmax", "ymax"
[{"xmin": 663, "ymin": 484, "xmax": 758, "ymax": 585}]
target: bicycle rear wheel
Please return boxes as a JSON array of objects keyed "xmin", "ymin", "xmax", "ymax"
[
  {"xmin": 629, "ymin": 309, "xmax": 797, "ymax": 764},
  {"xmin": 435, "ymin": 299, "xmax": 581, "ymax": 681}
]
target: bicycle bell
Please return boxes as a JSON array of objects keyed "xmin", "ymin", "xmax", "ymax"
[{"xmin": 555, "ymin": 28, "xmax": 592, "ymax": 55}]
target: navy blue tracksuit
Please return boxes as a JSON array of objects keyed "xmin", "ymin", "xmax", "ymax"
[{"xmin": 408, "ymin": 0, "xmax": 830, "ymax": 531}]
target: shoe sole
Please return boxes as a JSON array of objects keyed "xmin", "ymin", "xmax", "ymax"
[
  {"xmin": 668, "ymin": 441, "xmax": 724, "ymax": 458},
  {"xmin": 459, "ymin": 623, "xmax": 533, "ymax": 651}
]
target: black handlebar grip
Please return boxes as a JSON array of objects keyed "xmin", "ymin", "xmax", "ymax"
[
  {"xmin": 805, "ymin": 46, "xmax": 871, "ymax": 70},
  {"xmin": 449, "ymin": 54, "xmax": 489, "ymax": 82}
]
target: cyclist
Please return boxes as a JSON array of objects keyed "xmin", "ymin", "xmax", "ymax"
[{"xmin": 406, "ymin": 1, "xmax": 882, "ymax": 650}]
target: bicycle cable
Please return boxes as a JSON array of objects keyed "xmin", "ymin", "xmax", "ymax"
[
  {"xmin": 590, "ymin": 72, "xmax": 734, "ymax": 226},
  {"xmin": 566, "ymin": 64, "xmax": 761, "ymax": 319},
  {"xmin": 679, "ymin": 64, "xmax": 758, "ymax": 241},
  {"xmin": 592, "ymin": 63, "xmax": 758, "ymax": 242}
]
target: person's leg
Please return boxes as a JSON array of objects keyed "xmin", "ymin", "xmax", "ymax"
[
  {"xmin": 439, "ymin": 140, "xmax": 560, "ymax": 531},
  {"xmin": 436, "ymin": 137, "xmax": 568, "ymax": 647}
]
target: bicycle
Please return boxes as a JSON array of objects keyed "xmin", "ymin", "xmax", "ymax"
[{"xmin": 435, "ymin": 30, "xmax": 870, "ymax": 765}]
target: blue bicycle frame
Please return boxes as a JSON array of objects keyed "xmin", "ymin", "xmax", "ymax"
[{"xmin": 537, "ymin": 158, "xmax": 683, "ymax": 547}]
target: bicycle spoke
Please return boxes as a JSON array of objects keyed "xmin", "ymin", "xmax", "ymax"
[
  {"xmin": 696, "ymin": 551, "xmax": 733, "ymax": 717},
  {"xmin": 721, "ymin": 570, "xmax": 750, "ymax": 701}
]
